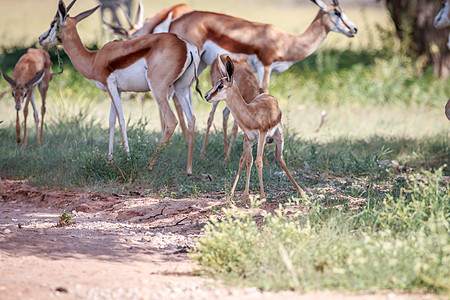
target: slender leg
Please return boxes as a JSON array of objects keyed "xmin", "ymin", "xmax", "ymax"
[
  {"xmin": 148, "ymin": 87, "xmax": 178, "ymax": 171},
  {"xmin": 242, "ymin": 136, "xmax": 254, "ymax": 202},
  {"xmin": 261, "ymin": 65, "xmax": 271, "ymax": 93},
  {"xmin": 172, "ymin": 95, "xmax": 189, "ymax": 142},
  {"xmin": 106, "ymin": 78, "xmax": 129, "ymax": 154},
  {"xmin": 108, "ymin": 101, "xmax": 117, "ymax": 159},
  {"xmin": 255, "ymin": 133, "xmax": 267, "ymax": 201},
  {"xmin": 22, "ymin": 93, "xmax": 31, "ymax": 148},
  {"xmin": 15, "ymin": 110, "xmax": 21, "ymax": 144},
  {"xmin": 225, "ymin": 119, "xmax": 239, "ymax": 161},
  {"xmin": 0, "ymin": 178, "xmax": 5, "ymax": 199},
  {"xmin": 200, "ymin": 101, "xmax": 218, "ymax": 156},
  {"xmin": 158, "ymin": 107, "xmax": 165, "ymax": 136},
  {"xmin": 273, "ymin": 126, "xmax": 304, "ymax": 195},
  {"xmin": 29, "ymin": 90, "xmax": 40, "ymax": 145},
  {"xmin": 230, "ymin": 134, "xmax": 250, "ymax": 200},
  {"xmin": 38, "ymin": 74, "xmax": 50, "ymax": 144},
  {"xmin": 174, "ymin": 84, "xmax": 196, "ymax": 175},
  {"xmin": 222, "ymin": 107, "xmax": 230, "ymax": 157}
]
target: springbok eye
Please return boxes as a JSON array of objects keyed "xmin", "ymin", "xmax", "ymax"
[
  {"xmin": 218, "ymin": 83, "xmax": 224, "ymax": 90},
  {"xmin": 334, "ymin": 9, "xmax": 342, "ymax": 18}
]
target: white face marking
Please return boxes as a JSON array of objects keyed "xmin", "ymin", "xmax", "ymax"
[
  {"xmin": 39, "ymin": 20, "xmax": 59, "ymax": 47},
  {"xmin": 329, "ymin": 8, "xmax": 357, "ymax": 37},
  {"xmin": 435, "ymin": 1, "xmax": 450, "ymax": 29}
]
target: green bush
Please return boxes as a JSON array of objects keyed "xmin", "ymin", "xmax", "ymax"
[{"xmin": 190, "ymin": 169, "xmax": 450, "ymax": 293}]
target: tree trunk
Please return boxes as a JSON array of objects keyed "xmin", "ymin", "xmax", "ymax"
[{"xmin": 383, "ymin": 0, "xmax": 450, "ymax": 78}]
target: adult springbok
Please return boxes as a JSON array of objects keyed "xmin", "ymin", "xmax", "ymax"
[
  {"xmin": 434, "ymin": 0, "xmax": 450, "ymax": 120},
  {"xmin": 201, "ymin": 54, "xmax": 261, "ymax": 160},
  {"xmin": 39, "ymin": 0, "xmax": 200, "ymax": 174},
  {"xmin": 104, "ymin": 1, "xmax": 193, "ymax": 141},
  {"xmin": 205, "ymin": 55, "xmax": 304, "ymax": 202},
  {"xmin": 169, "ymin": 0, "xmax": 357, "ymax": 92},
  {"xmin": 1, "ymin": 48, "xmax": 52, "ymax": 147}
]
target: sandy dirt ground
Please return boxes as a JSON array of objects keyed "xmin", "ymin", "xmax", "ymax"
[{"xmin": 0, "ymin": 180, "xmax": 438, "ymax": 300}]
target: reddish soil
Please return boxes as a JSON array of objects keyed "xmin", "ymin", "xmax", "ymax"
[{"xmin": 0, "ymin": 180, "xmax": 436, "ymax": 299}]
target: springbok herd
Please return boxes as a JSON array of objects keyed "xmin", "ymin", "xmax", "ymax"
[{"xmin": 0, "ymin": 0, "xmax": 448, "ymax": 201}]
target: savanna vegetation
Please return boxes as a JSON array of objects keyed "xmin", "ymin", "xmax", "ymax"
[{"xmin": 0, "ymin": 0, "xmax": 448, "ymax": 296}]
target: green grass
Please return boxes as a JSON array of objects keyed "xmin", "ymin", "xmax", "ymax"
[{"xmin": 190, "ymin": 168, "xmax": 450, "ymax": 294}]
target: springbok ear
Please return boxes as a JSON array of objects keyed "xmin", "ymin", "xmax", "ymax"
[
  {"xmin": 26, "ymin": 69, "xmax": 46, "ymax": 88},
  {"xmin": 74, "ymin": 5, "xmax": 101, "ymax": 24},
  {"xmin": 225, "ymin": 56, "xmax": 234, "ymax": 82},
  {"xmin": 217, "ymin": 54, "xmax": 227, "ymax": 78},
  {"xmin": 58, "ymin": 0, "xmax": 67, "ymax": 18},
  {"xmin": 0, "ymin": 69, "xmax": 16, "ymax": 87},
  {"xmin": 310, "ymin": 0, "xmax": 328, "ymax": 12}
]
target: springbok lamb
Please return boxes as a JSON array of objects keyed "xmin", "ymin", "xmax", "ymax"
[
  {"xmin": 205, "ymin": 55, "xmax": 304, "ymax": 202},
  {"xmin": 201, "ymin": 54, "xmax": 261, "ymax": 160}
]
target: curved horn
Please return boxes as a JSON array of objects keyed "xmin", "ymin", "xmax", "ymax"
[
  {"xmin": 67, "ymin": 0, "xmax": 77, "ymax": 12},
  {"xmin": 136, "ymin": 0, "xmax": 144, "ymax": 28},
  {"xmin": 310, "ymin": 0, "xmax": 328, "ymax": 11}
]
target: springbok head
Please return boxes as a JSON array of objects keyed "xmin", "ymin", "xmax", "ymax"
[
  {"xmin": 311, "ymin": 0, "xmax": 358, "ymax": 37},
  {"xmin": 205, "ymin": 55, "xmax": 235, "ymax": 103},
  {"xmin": 0, "ymin": 69, "xmax": 45, "ymax": 111},
  {"xmin": 39, "ymin": 0, "xmax": 100, "ymax": 47}
]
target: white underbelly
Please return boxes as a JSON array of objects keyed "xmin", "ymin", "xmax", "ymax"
[
  {"xmin": 270, "ymin": 61, "xmax": 295, "ymax": 74},
  {"xmin": 153, "ymin": 12, "xmax": 173, "ymax": 33},
  {"xmin": 114, "ymin": 58, "xmax": 150, "ymax": 92},
  {"xmin": 201, "ymin": 40, "xmax": 235, "ymax": 66}
]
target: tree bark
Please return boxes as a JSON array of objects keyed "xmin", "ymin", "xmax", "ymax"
[{"xmin": 382, "ymin": 0, "xmax": 450, "ymax": 78}]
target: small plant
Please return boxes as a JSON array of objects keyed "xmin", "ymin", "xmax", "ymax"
[
  {"xmin": 56, "ymin": 211, "xmax": 73, "ymax": 227},
  {"xmin": 191, "ymin": 169, "xmax": 450, "ymax": 293}
]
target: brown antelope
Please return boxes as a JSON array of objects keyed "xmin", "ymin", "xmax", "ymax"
[
  {"xmin": 39, "ymin": 0, "xmax": 200, "ymax": 175},
  {"xmin": 205, "ymin": 55, "xmax": 304, "ymax": 202},
  {"xmin": 1, "ymin": 48, "xmax": 52, "ymax": 147},
  {"xmin": 169, "ymin": 0, "xmax": 357, "ymax": 92},
  {"xmin": 201, "ymin": 54, "xmax": 260, "ymax": 160},
  {"xmin": 104, "ymin": 1, "xmax": 193, "ymax": 141}
]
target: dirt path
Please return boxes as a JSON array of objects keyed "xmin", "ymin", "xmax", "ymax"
[{"xmin": 0, "ymin": 180, "xmax": 435, "ymax": 300}]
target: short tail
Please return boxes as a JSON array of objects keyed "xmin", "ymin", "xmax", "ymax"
[{"xmin": 190, "ymin": 51, "xmax": 203, "ymax": 99}]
